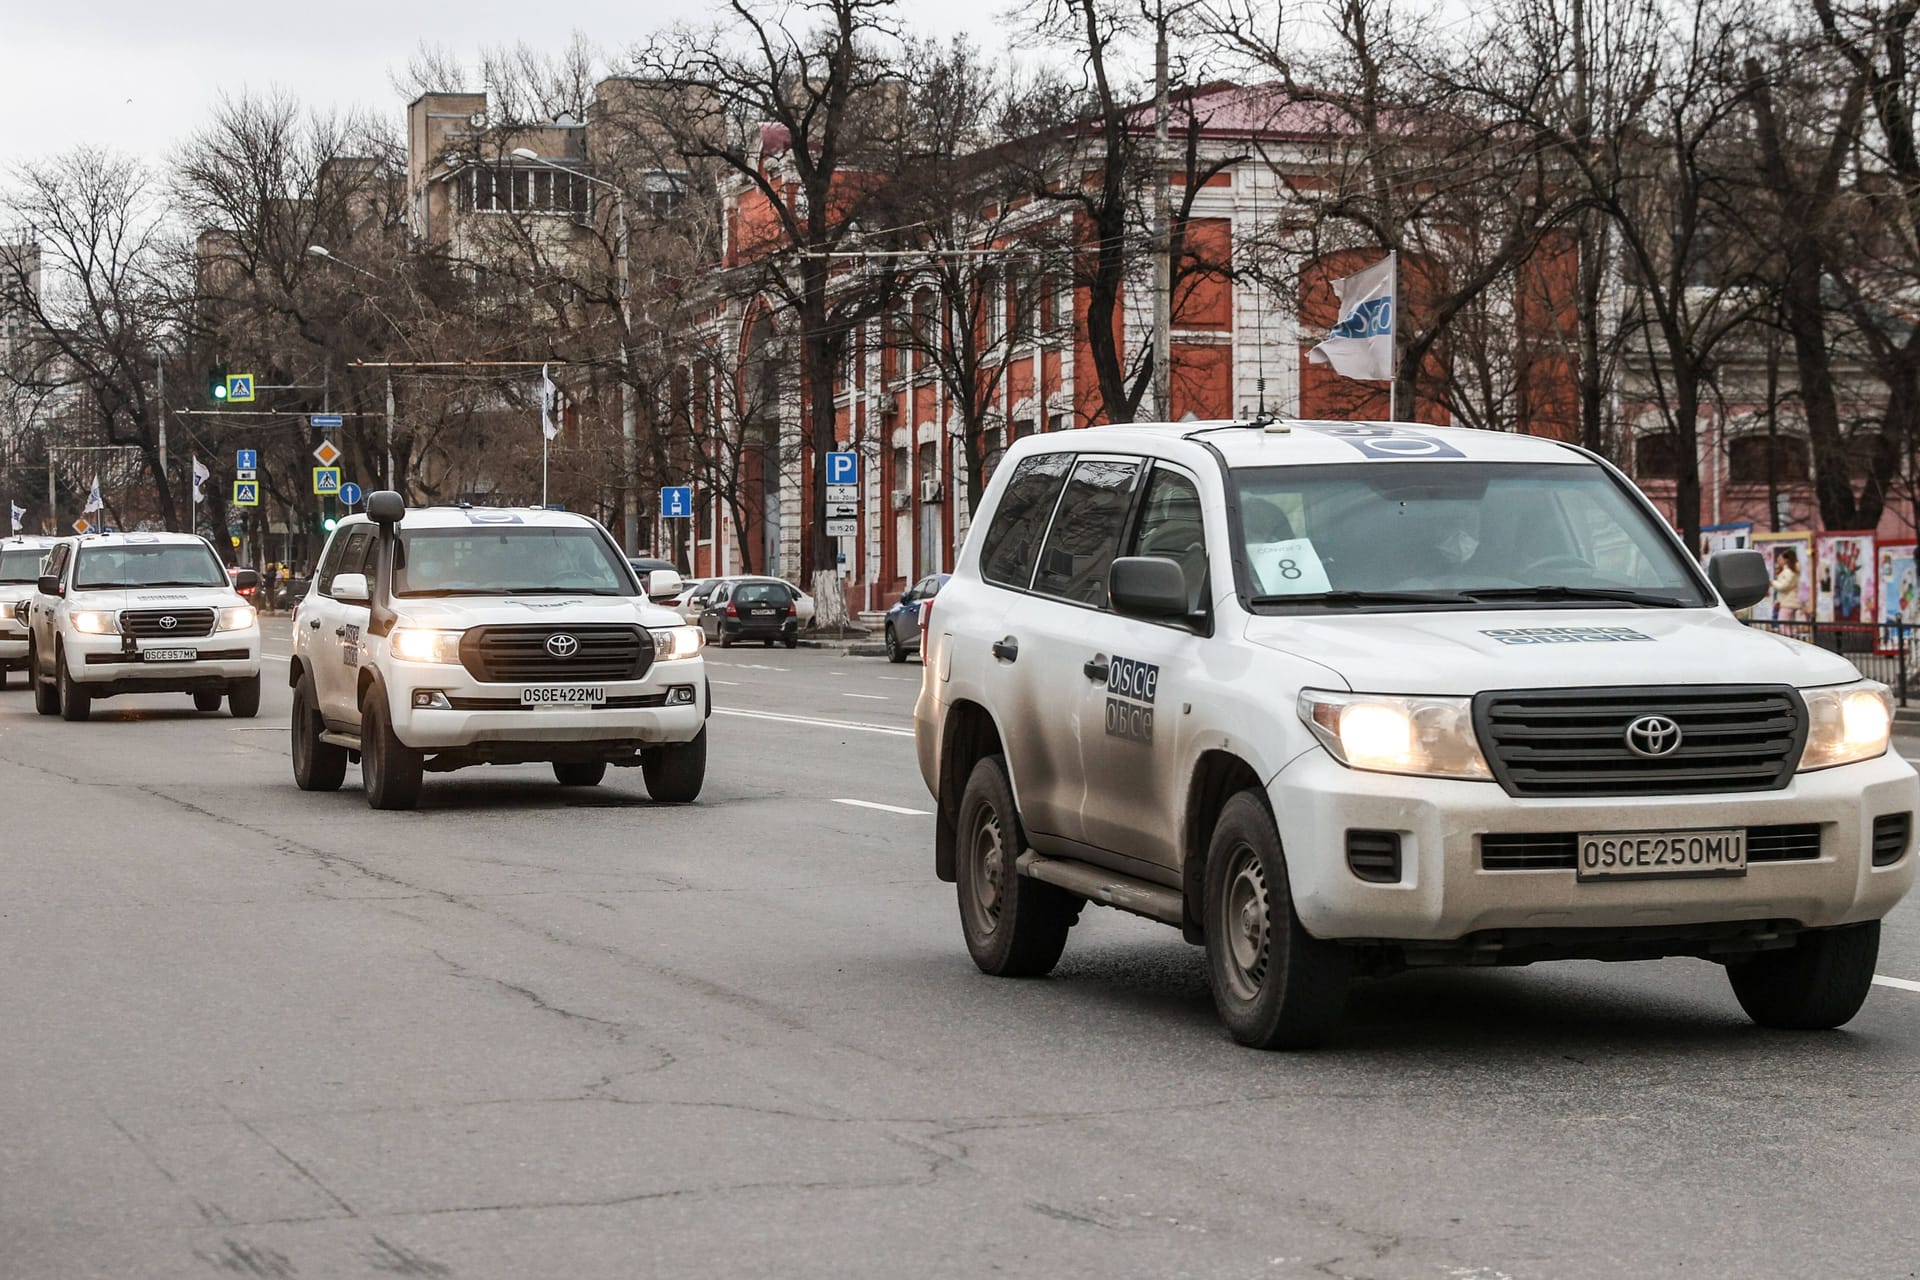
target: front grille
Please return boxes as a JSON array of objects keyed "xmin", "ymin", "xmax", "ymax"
[
  {"xmin": 121, "ymin": 608, "xmax": 215, "ymax": 638},
  {"xmin": 1345, "ymin": 830, "xmax": 1402, "ymax": 883},
  {"xmin": 1873, "ymin": 813, "xmax": 1912, "ymax": 867},
  {"xmin": 1481, "ymin": 824, "xmax": 1822, "ymax": 870},
  {"xmin": 1475, "ymin": 686, "xmax": 1805, "ymax": 798},
  {"xmin": 458, "ymin": 625, "xmax": 654, "ymax": 683}
]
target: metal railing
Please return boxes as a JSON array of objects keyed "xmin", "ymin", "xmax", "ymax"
[{"xmin": 1743, "ymin": 620, "xmax": 1913, "ymax": 706}]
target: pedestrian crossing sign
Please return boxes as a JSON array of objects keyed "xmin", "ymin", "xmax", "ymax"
[
  {"xmin": 312, "ymin": 467, "xmax": 341, "ymax": 496},
  {"xmin": 233, "ymin": 481, "xmax": 260, "ymax": 507},
  {"xmin": 226, "ymin": 374, "xmax": 255, "ymax": 403}
]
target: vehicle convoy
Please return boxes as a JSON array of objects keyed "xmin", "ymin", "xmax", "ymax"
[
  {"xmin": 1, "ymin": 536, "xmax": 64, "ymax": 688},
  {"xmin": 24, "ymin": 532, "xmax": 262, "ymax": 721},
  {"xmin": 915, "ymin": 420, "xmax": 1918, "ymax": 1048},
  {"xmin": 290, "ymin": 495, "xmax": 710, "ymax": 810}
]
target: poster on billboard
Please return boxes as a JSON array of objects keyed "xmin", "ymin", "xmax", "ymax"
[
  {"xmin": 1816, "ymin": 531, "xmax": 1877, "ymax": 624},
  {"xmin": 1876, "ymin": 541, "xmax": 1918, "ymax": 655},
  {"xmin": 1699, "ymin": 522, "xmax": 1753, "ymax": 560},
  {"xmin": 1750, "ymin": 532, "xmax": 1813, "ymax": 623}
]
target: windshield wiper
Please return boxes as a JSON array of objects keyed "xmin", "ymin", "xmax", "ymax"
[
  {"xmin": 1251, "ymin": 589, "xmax": 1470, "ymax": 607},
  {"xmin": 1459, "ymin": 585, "xmax": 1687, "ymax": 608},
  {"xmin": 501, "ymin": 588, "xmax": 627, "ymax": 596}
]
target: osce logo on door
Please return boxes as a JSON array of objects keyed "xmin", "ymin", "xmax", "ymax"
[{"xmin": 1104, "ymin": 654, "xmax": 1159, "ymax": 745}]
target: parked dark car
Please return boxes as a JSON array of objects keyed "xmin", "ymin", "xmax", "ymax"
[
  {"xmin": 700, "ymin": 579, "xmax": 799, "ymax": 649},
  {"xmin": 885, "ymin": 573, "xmax": 948, "ymax": 663}
]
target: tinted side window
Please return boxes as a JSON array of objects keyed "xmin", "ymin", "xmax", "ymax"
[
  {"xmin": 1033, "ymin": 458, "xmax": 1141, "ymax": 606},
  {"xmin": 979, "ymin": 452, "xmax": 1073, "ymax": 589},
  {"xmin": 1129, "ymin": 466, "xmax": 1209, "ymax": 610},
  {"xmin": 320, "ymin": 530, "xmax": 372, "ymax": 596},
  {"xmin": 44, "ymin": 545, "xmax": 69, "ymax": 585}
]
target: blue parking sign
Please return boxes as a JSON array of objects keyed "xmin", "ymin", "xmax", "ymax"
[
  {"xmin": 826, "ymin": 452, "xmax": 858, "ymax": 486},
  {"xmin": 660, "ymin": 486, "xmax": 693, "ymax": 518}
]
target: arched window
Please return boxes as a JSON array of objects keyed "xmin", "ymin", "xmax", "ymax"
[
  {"xmin": 1728, "ymin": 436, "xmax": 1809, "ymax": 484},
  {"xmin": 1635, "ymin": 432, "xmax": 1681, "ymax": 480}
]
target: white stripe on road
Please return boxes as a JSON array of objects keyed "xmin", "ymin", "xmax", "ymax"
[
  {"xmin": 833, "ymin": 798, "xmax": 932, "ymax": 816},
  {"xmin": 1873, "ymin": 974, "xmax": 1920, "ymax": 993},
  {"xmin": 261, "ymin": 654, "xmax": 290, "ymax": 663},
  {"xmin": 709, "ymin": 678, "xmax": 740, "ymax": 686},
  {"xmin": 712, "ymin": 707, "xmax": 913, "ymax": 738},
  {"xmin": 843, "ymin": 692, "xmax": 888, "ymax": 700}
]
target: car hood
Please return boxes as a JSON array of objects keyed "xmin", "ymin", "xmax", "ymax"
[
  {"xmin": 389, "ymin": 596, "xmax": 681, "ymax": 629},
  {"xmin": 69, "ymin": 587, "xmax": 249, "ymax": 610},
  {"xmin": 1241, "ymin": 607, "xmax": 1862, "ymax": 695},
  {"xmin": 0, "ymin": 582, "xmax": 35, "ymax": 603}
]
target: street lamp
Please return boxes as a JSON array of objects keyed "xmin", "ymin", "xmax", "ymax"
[
  {"xmin": 308, "ymin": 243, "xmax": 397, "ymax": 488},
  {"xmin": 511, "ymin": 147, "xmax": 640, "ymax": 555}
]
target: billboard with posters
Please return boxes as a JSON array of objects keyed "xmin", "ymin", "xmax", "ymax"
[
  {"xmin": 1876, "ymin": 541, "xmax": 1918, "ymax": 654},
  {"xmin": 1750, "ymin": 532, "xmax": 1813, "ymax": 623},
  {"xmin": 1699, "ymin": 522, "xmax": 1753, "ymax": 559},
  {"xmin": 1816, "ymin": 531, "xmax": 1877, "ymax": 624}
]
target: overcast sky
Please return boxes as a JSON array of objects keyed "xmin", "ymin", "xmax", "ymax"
[{"xmin": 4, "ymin": 0, "xmax": 1009, "ymax": 174}]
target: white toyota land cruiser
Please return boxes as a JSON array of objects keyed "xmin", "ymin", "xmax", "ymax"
[
  {"xmin": 25, "ymin": 532, "xmax": 262, "ymax": 721},
  {"xmin": 290, "ymin": 493, "xmax": 709, "ymax": 810},
  {"xmin": 1, "ymin": 535, "xmax": 65, "ymax": 689},
  {"xmin": 916, "ymin": 420, "xmax": 1918, "ymax": 1048}
]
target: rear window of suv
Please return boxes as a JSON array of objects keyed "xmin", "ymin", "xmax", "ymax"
[{"xmin": 979, "ymin": 452, "xmax": 1073, "ymax": 589}]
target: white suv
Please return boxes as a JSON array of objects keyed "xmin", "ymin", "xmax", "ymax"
[
  {"xmin": 25, "ymin": 532, "xmax": 262, "ymax": 721},
  {"xmin": 290, "ymin": 494, "xmax": 709, "ymax": 810},
  {"xmin": 1, "ymin": 536, "xmax": 65, "ymax": 689},
  {"xmin": 916, "ymin": 420, "xmax": 1918, "ymax": 1048}
]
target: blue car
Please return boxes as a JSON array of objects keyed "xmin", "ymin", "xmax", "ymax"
[{"xmin": 885, "ymin": 573, "xmax": 948, "ymax": 663}]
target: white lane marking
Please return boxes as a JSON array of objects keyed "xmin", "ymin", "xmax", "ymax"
[
  {"xmin": 709, "ymin": 678, "xmax": 740, "ymax": 686},
  {"xmin": 876, "ymin": 676, "xmax": 914, "ymax": 683},
  {"xmin": 262, "ymin": 654, "xmax": 290, "ymax": 663},
  {"xmin": 1873, "ymin": 974, "xmax": 1920, "ymax": 993},
  {"xmin": 712, "ymin": 707, "xmax": 913, "ymax": 737},
  {"xmin": 833, "ymin": 798, "xmax": 932, "ymax": 816},
  {"xmin": 843, "ymin": 692, "xmax": 888, "ymax": 700}
]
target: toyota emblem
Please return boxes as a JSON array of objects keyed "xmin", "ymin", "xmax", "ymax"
[
  {"xmin": 158, "ymin": 615, "xmax": 177, "ymax": 630},
  {"xmin": 545, "ymin": 633, "xmax": 580, "ymax": 659},
  {"xmin": 1624, "ymin": 714, "xmax": 1683, "ymax": 758}
]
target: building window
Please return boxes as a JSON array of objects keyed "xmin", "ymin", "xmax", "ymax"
[
  {"xmin": 466, "ymin": 164, "xmax": 591, "ymax": 217},
  {"xmin": 1728, "ymin": 436, "xmax": 1809, "ymax": 484},
  {"xmin": 643, "ymin": 170, "xmax": 687, "ymax": 219},
  {"xmin": 983, "ymin": 269, "xmax": 1005, "ymax": 348},
  {"xmin": 1047, "ymin": 412, "xmax": 1068, "ymax": 434},
  {"xmin": 1636, "ymin": 431, "xmax": 1680, "ymax": 480}
]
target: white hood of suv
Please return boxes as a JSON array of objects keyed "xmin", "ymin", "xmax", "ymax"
[
  {"xmin": 70, "ymin": 587, "xmax": 249, "ymax": 610},
  {"xmin": 1242, "ymin": 607, "xmax": 1861, "ymax": 695},
  {"xmin": 388, "ymin": 595, "xmax": 682, "ymax": 630}
]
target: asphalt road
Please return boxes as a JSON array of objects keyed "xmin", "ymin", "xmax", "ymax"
[{"xmin": 4, "ymin": 622, "xmax": 1920, "ymax": 1279}]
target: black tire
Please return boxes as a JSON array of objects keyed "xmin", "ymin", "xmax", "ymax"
[
  {"xmin": 955, "ymin": 754, "xmax": 1077, "ymax": 977},
  {"xmin": 763, "ymin": 638, "xmax": 774, "ymax": 648},
  {"xmin": 1727, "ymin": 920, "xmax": 1881, "ymax": 1030},
  {"xmin": 291, "ymin": 674, "xmax": 347, "ymax": 792},
  {"xmin": 194, "ymin": 690, "xmax": 224, "ymax": 713},
  {"xmin": 642, "ymin": 727, "xmax": 706, "ymax": 803},
  {"xmin": 227, "ymin": 674, "xmax": 261, "ymax": 719},
  {"xmin": 886, "ymin": 623, "xmax": 907, "ymax": 663},
  {"xmin": 57, "ymin": 648, "xmax": 90, "ymax": 722},
  {"xmin": 784, "ymin": 635, "xmax": 797, "ymax": 650},
  {"xmin": 361, "ymin": 689, "xmax": 424, "ymax": 811},
  {"xmin": 1203, "ymin": 791, "xmax": 1351, "ymax": 1049},
  {"xmin": 553, "ymin": 760, "xmax": 607, "ymax": 787},
  {"xmin": 0, "ymin": 665, "xmax": 9, "ymax": 689},
  {"xmin": 719, "ymin": 634, "xmax": 733, "ymax": 649},
  {"xmin": 30, "ymin": 641, "xmax": 58, "ymax": 716}
]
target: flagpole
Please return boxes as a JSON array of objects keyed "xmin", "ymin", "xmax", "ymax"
[{"xmin": 1388, "ymin": 250, "xmax": 1400, "ymax": 422}]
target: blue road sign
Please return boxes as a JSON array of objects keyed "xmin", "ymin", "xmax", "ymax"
[
  {"xmin": 232, "ymin": 481, "xmax": 259, "ymax": 507},
  {"xmin": 338, "ymin": 482, "xmax": 363, "ymax": 506},
  {"xmin": 310, "ymin": 414, "xmax": 344, "ymax": 429},
  {"xmin": 826, "ymin": 452, "xmax": 859, "ymax": 486},
  {"xmin": 660, "ymin": 485, "xmax": 693, "ymax": 518},
  {"xmin": 312, "ymin": 467, "xmax": 341, "ymax": 496},
  {"xmin": 235, "ymin": 449, "xmax": 258, "ymax": 470}
]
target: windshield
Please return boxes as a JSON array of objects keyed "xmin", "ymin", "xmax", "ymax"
[
  {"xmin": 1, "ymin": 548, "xmax": 46, "ymax": 584},
  {"xmin": 393, "ymin": 527, "xmax": 634, "ymax": 597},
  {"xmin": 1233, "ymin": 461, "xmax": 1712, "ymax": 610},
  {"xmin": 74, "ymin": 543, "xmax": 227, "ymax": 590}
]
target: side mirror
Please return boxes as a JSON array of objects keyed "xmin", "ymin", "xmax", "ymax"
[
  {"xmin": 1110, "ymin": 556, "xmax": 1192, "ymax": 619},
  {"xmin": 332, "ymin": 572, "xmax": 371, "ymax": 603},
  {"xmin": 367, "ymin": 490, "xmax": 406, "ymax": 525},
  {"xmin": 648, "ymin": 568, "xmax": 684, "ymax": 601},
  {"xmin": 233, "ymin": 569, "xmax": 260, "ymax": 591},
  {"xmin": 1706, "ymin": 549, "xmax": 1769, "ymax": 612},
  {"xmin": 37, "ymin": 574, "xmax": 61, "ymax": 597}
]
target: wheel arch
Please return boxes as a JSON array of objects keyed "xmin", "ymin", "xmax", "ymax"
[
  {"xmin": 287, "ymin": 655, "xmax": 305, "ymax": 688},
  {"xmin": 1180, "ymin": 749, "xmax": 1267, "ymax": 944},
  {"xmin": 935, "ymin": 699, "xmax": 1004, "ymax": 882}
]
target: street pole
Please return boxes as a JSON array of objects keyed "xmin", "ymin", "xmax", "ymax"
[
  {"xmin": 1150, "ymin": 2, "xmax": 1172, "ymax": 423},
  {"xmin": 617, "ymin": 190, "xmax": 638, "ymax": 554},
  {"xmin": 156, "ymin": 356, "xmax": 169, "ymax": 528},
  {"xmin": 385, "ymin": 372, "xmax": 395, "ymax": 491}
]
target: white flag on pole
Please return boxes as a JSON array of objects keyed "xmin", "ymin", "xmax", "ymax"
[
  {"xmin": 1307, "ymin": 252, "xmax": 1397, "ymax": 382},
  {"xmin": 192, "ymin": 456, "xmax": 211, "ymax": 504},
  {"xmin": 83, "ymin": 475, "xmax": 104, "ymax": 513},
  {"xmin": 9, "ymin": 502, "xmax": 23, "ymax": 533},
  {"xmin": 540, "ymin": 364, "xmax": 560, "ymax": 441}
]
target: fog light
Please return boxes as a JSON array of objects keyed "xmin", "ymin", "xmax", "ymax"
[
  {"xmin": 411, "ymin": 689, "xmax": 451, "ymax": 710},
  {"xmin": 666, "ymin": 684, "xmax": 696, "ymax": 706}
]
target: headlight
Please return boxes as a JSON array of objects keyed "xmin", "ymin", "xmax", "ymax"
[
  {"xmin": 389, "ymin": 627, "xmax": 464, "ymax": 665},
  {"xmin": 1298, "ymin": 689, "xmax": 1493, "ymax": 781},
  {"xmin": 70, "ymin": 609, "xmax": 119, "ymax": 635},
  {"xmin": 1799, "ymin": 681, "xmax": 1892, "ymax": 771},
  {"xmin": 649, "ymin": 625, "xmax": 705, "ymax": 661},
  {"xmin": 217, "ymin": 605, "xmax": 257, "ymax": 632},
  {"xmin": 0, "ymin": 601, "xmax": 16, "ymax": 621}
]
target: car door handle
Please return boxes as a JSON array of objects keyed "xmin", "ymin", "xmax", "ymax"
[
  {"xmin": 309, "ymin": 619, "xmax": 322, "ymax": 630},
  {"xmin": 991, "ymin": 636, "xmax": 1019, "ymax": 663},
  {"xmin": 334, "ymin": 627, "xmax": 347, "ymax": 637},
  {"xmin": 1083, "ymin": 656, "xmax": 1110, "ymax": 683}
]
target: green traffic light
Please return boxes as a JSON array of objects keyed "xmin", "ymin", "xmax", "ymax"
[
  {"xmin": 322, "ymin": 517, "xmax": 338, "ymax": 533},
  {"xmin": 212, "ymin": 384, "xmax": 228, "ymax": 400}
]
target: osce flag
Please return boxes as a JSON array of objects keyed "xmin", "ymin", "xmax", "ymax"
[{"xmin": 1308, "ymin": 252, "xmax": 1397, "ymax": 382}]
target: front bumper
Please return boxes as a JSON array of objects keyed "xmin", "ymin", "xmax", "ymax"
[
  {"xmin": 64, "ymin": 627, "xmax": 261, "ymax": 686},
  {"xmin": 1270, "ymin": 747, "xmax": 1919, "ymax": 942},
  {"xmin": 717, "ymin": 616, "xmax": 797, "ymax": 641},
  {"xmin": 385, "ymin": 657, "xmax": 708, "ymax": 750}
]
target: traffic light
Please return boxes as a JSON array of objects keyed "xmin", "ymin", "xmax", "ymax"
[
  {"xmin": 322, "ymin": 516, "xmax": 339, "ymax": 534},
  {"xmin": 208, "ymin": 363, "xmax": 229, "ymax": 402}
]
